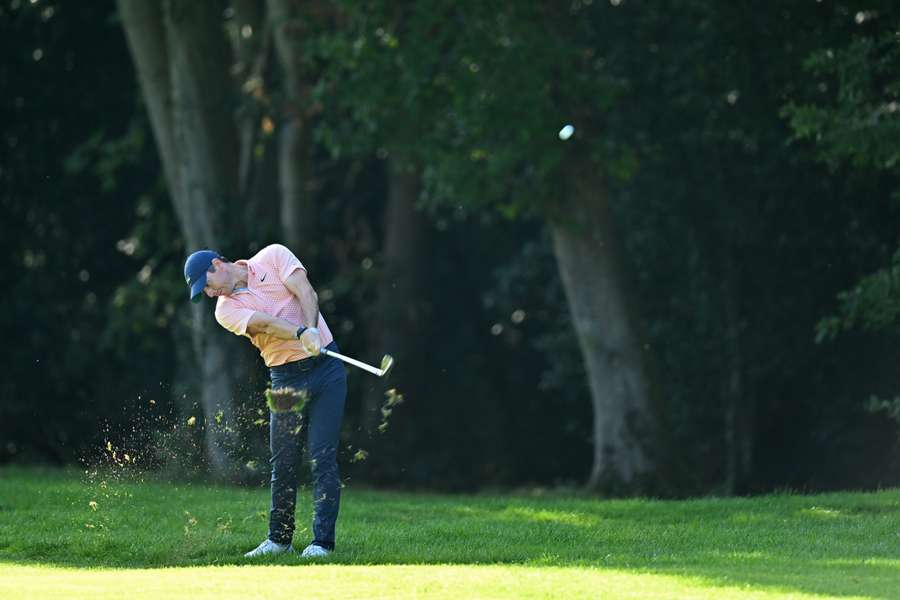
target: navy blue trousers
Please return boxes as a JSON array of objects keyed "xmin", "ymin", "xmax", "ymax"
[{"xmin": 267, "ymin": 342, "xmax": 347, "ymax": 550}]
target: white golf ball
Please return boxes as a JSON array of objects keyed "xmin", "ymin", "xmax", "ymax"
[{"xmin": 558, "ymin": 124, "xmax": 575, "ymax": 140}]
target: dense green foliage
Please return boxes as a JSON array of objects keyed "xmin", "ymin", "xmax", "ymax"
[
  {"xmin": 0, "ymin": 1, "xmax": 173, "ymax": 463},
  {"xmin": 4, "ymin": 0, "xmax": 900, "ymax": 493},
  {"xmin": 783, "ymin": 2, "xmax": 900, "ymax": 434}
]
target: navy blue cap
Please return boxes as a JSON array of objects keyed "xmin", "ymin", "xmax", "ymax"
[{"xmin": 183, "ymin": 250, "xmax": 222, "ymax": 303}]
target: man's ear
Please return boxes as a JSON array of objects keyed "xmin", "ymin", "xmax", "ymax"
[{"xmin": 211, "ymin": 258, "xmax": 223, "ymax": 269}]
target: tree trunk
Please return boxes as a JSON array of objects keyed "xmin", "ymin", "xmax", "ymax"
[
  {"xmin": 230, "ymin": 0, "xmax": 279, "ymax": 243},
  {"xmin": 548, "ymin": 160, "xmax": 655, "ymax": 491},
  {"xmin": 363, "ymin": 157, "xmax": 430, "ymax": 432},
  {"xmin": 277, "ymin": 116, "xmax": 316, "ymax": 253},
  {"xmin": 722, "ymin": 250, "xmax": 752, "ymax": 494},
  {"xmin": 231, "ymin": 0, "xmax": 265, "ymax": 206},
  {"xmin": 165, "ymin": 0, "xmax": 244, "ymax": 480},
  {"xmin": 117, "ymin": 0, "xmax": 180, "ymax": 225},
  {"xmin": 268, "ymin": 0, "xmax": 318, "ymax": 258},
  {"xmin": 119, "ymin": 0, "xmax": 243, "ymax": 480},
  {"xmin": 164, "ymin": 0, "xmax": 240, "ymax": 240}
]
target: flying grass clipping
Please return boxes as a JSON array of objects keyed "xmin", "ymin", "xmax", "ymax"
[{"xmin": 265, "ymin": 386, "xmax": 310, "ymax": 413}]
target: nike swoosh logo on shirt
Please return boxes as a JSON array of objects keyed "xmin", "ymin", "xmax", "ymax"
[{"xmin": 260, "ymin": 273, "xmax": 267, "ymax": 282}]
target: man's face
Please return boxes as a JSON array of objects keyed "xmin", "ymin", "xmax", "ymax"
[{"xmin": 203, "ymin": 259, "xmax": 229, "ymax": 297}]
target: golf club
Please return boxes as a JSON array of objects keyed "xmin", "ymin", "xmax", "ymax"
[{"xmin": 321, "ymin": 348, "xmax": 394, "ymax": 378}]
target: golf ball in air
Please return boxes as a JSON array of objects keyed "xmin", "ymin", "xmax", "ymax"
[{"xmin": 559, "ymin": 124, "xmax": 575, "ymax": 140}]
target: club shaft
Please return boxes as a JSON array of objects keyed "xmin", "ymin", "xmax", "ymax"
[{"xmin": 321, "ymin": 348, "xmax": 382, "ymax": 376}]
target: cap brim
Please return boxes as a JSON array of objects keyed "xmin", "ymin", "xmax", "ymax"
[{"xmin": 190, "ymin": 275, "xmax": 207, "ymax": 303}]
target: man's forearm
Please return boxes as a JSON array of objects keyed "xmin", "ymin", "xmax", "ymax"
[
  {"xmin": 247, "ymin": 312, "xmax": 321, "ymax": 356},
  {"xmin": 297, "ymin": 287, "xmax": 319, "ymax": 329},
  {"xmin": 247, "ymin": 313, "xmax": 303, "ymax": 339},
  {"xmin": 282, "ymin": 270, "xmax": 321, "ymax": 329}
]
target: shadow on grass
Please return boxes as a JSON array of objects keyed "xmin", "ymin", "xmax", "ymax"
[{"xmin": 1, "ymin": 467, "xmax": 898, "ymax": 598}]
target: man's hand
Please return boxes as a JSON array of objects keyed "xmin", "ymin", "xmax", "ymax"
[{"xmin": 299, "ymin": 327, "xmax": 322, "ymax": 356}]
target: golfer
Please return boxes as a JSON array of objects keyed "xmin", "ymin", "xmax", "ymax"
[{"xmin": 183, "ymin": 243, "xmax": 346, "ymax": 558}]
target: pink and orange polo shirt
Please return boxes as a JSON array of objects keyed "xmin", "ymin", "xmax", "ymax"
[{"xmin": 214, "ymin": 244, "xmax": 335, "ymax": 367}]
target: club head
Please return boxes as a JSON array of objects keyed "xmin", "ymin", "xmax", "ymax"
[{"xmin": 379, "ymin": 354, "xmax": 395, "ymax": 378}]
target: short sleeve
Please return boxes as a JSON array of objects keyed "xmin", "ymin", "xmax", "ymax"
[
  {"xmin": 266, "ymin": 244, "xmax": 307, "ymax": 282},
  {"xmin": 215, "ymin": 298, "xmax": 255, "ymax": 337}
]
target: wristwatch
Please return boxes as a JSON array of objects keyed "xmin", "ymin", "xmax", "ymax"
[{"xmin": 295, "ymin": 326, "xmax": 307, "ymax": 339}]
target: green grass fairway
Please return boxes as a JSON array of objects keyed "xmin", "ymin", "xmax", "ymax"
[{"xmin": 1, "ymin": 467, "xmax": 899, "ymax": 599}]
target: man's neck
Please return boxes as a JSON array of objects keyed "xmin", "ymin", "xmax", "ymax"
[{"xmin": 232, "ymin": 264, "xmax": 249, "ymax": 291}]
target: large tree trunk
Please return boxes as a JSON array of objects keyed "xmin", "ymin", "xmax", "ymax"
[
  {"xmin": 268, "ymin": 0, "xmax": 318, "ymax": 257},
  {"xmin": 363, "ymin": 157, "xmax": 430, "ymax": 431},
  {"xmin": 548, "ymin": 160, "xmax": 655, "ymax": 491},
  {"xmin": 117, "ymin": 1, "xmax": 181, "ymax": 233},
  {"xmin": 164, "ymin": 0, "xmax": 240, "ymax": 237},
  {"xmin": 119, "ymin": 0, "xmax": 243, "ymax": 480}
]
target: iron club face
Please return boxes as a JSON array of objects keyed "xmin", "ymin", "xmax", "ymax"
[{"xmin": 379, "ymin": 354, "xmax": 394, "ymax": 378}]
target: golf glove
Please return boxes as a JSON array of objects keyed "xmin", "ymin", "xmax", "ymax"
[{"xmin": 299, "ymin": 327, "xmax": 322, "ymax": 356}]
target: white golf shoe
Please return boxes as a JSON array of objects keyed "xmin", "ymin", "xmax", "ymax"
[
  {"xmin": 300, "ymin": 543, "xmax": 332, "ymax": 558},
  {"xmin": 244, "ymin": 539, "xmax": 293, "ymax": 558}
]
